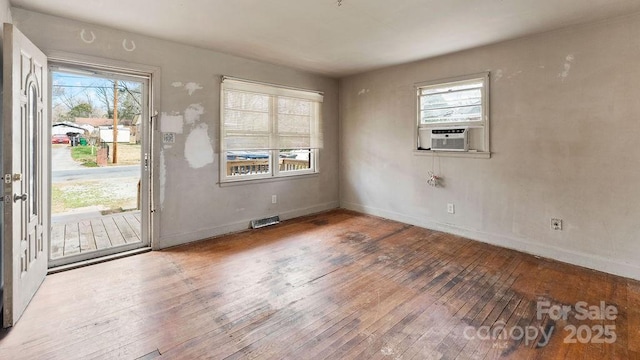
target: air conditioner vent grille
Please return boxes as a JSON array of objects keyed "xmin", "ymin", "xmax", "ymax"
[{"xmin": 430, "ymin": 127, "xmax": 469, "ymax": 151}]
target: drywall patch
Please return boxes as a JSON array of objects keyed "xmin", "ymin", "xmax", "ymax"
[
  {"xmin": 122, "ymin": 39, "xmax": 136, "ymax": 52},
  {"xmin": 559, "ymin": 54, "xmax": 575, "ymax": 81},
  {"xmin": 184, "ymin": 82, "xmax": 203, "ymax": 96},
  {"xmin": 171, "ymin": 81, "xmax": 203, "ymax": 95},
  {"xmin": 495, "ymin": 69, "xmax": 504, "ymax": 81},
  {"xmin": 184, "ymin": 104, "xmax": 205, "ymax": 125},
  {"xmin": 160, "ymin": 113, "xmax": 184, "ymax": 134},
  {"xmin": 507, "ymin": 70, "xmax": 523, "ymax": 79},
  {"xmin": 357, "ymin": 88, "xmax": 370, "ymax": 96},
  {"xmin": 184, "ymin": 124, "xmax": 214, "ymax": 169},
  {"xmin": 159, "ymin": 150, "xmax": 166, "ymax": 210},
  {"xmin": 80, "ymin": 29, "xmax": 96, "ymax": 43}
]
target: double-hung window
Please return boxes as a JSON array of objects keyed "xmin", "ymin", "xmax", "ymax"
[
  {"xmin": 220, "ymin": 78, "xmax": 323, "ymax": 182},
  {"xmin": 416, "ymin": 72, "xmax": 490, "ymax": 154}
]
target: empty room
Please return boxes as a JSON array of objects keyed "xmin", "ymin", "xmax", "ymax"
[{"xmin": 1, "ymin": 0, "xmax": 639, "ymax": 359}]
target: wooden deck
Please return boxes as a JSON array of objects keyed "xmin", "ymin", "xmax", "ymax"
[
  {"xmin": 1, "ymin": 209, "xmax": 638, "ymax": 359},
  {"xmin": 50, "ymin": 211, "xmax": 142, "ymax": 259}
]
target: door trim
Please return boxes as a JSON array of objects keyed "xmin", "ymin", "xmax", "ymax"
[{"xmin": 45, "ymin": 51, "xmax": 161, "ymax": 268}]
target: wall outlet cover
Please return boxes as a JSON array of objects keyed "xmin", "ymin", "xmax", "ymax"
[{"xmin": 163, "ymin": 132, "xmax": 176, "ymax": 144}]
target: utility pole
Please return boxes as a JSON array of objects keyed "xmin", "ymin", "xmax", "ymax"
[{"xmin": 112, "ymin": 80, "xmax": 119, "ymax": 164}]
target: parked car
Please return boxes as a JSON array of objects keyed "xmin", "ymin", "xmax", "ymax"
[
  {"xmin": 226, "ymin": 151, "xmax": 269, "ymax": 160},
  {"xmin": 51, "ymin": 134, "xmax": 70, "ymax": 144}
]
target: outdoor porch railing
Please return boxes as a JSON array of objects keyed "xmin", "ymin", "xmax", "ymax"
[{"xmin": 227, "ymin": 158, "xmax": 310, "ymax": 176}]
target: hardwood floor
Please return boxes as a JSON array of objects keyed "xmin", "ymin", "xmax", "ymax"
[{"xmin": 1, "ymin": 210, "xmax": 638, "ymax": 359}]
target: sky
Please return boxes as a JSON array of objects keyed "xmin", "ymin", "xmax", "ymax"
[{"xmin": 51, "ymin": 71, "xmax": 143, "ymax": 121}]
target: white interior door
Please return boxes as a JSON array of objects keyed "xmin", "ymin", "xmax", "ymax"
[{"xmin": 2, "ymin": 23, "xmax": 49, "ymax": 328}]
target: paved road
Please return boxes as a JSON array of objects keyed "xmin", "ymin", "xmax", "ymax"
[
  {"xmin": 53, "ymin": 165, "xmax": 141, "ymax": 182},
  {"xmin": 52, "ymin": 145, "xmax": 83, "ymax": 170},
  {"xmin": 51, "ymin": 145, "xmax": 141, "ymax": 182}
]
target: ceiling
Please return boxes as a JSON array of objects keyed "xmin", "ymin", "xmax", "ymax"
[{"xmin": 10, "ymin": 0, "xmax": 640, "ymax": 77}]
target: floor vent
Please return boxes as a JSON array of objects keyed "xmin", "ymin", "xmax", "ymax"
[{"xmin": 251, "ymin": 215, "xmax": 280, "ymax": 229}]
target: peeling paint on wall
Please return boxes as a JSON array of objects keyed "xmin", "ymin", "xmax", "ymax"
[
  {"xmin": 159, "ymin": 150, "xmax": 166, "ymax": 210},
  {"xmin": 184, "ymin": 123, "xmax": 214, "ymax": 169},
  {"xmin": 160, "ymin": 113, "xmax": 184, "ymax": 134},
  {"xmin": 559, "ymin": 54, "xmax": 575, "ymax": 81},
  {"xmin": 184, "ymin": 103, "xmax": 204, "ymax": 125},
  {"xmin": 184, "ymin": 82, "xmax": 203, "ymax": 95}
]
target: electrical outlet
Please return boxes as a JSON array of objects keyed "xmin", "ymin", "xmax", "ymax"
[
  {"xmin": 447, "ymin": 203, "xmax": 455, "ymax": 214},
  {"xmin": 272, "ymin": 195, "xmax": 277, "ymax": 204},
  {"xmin": 551, "ymin": 218, "xmax": 563, "ymax": 230}
]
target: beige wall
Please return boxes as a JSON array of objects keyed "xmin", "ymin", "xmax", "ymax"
[
  {"xmin": 12, "ymin": 8, "xmax": 340, "ymax": 249},
  {"xmin": 340, "ymin": 13, "xmax": 640, "ymax": 280},
  {"xmin": 8, "ymin": 6, "xmax": 639, "ymax": 280}
]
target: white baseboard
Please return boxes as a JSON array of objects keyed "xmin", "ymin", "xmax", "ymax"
[
  {"xmin": 341, "ymin": 201, "xmax": 640, "ymax": 281},
  {"xmin": 158, "ymin": 201, "xmax": 340, "ymax": 249}
]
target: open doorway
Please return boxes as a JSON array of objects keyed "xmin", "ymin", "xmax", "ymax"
[{"xmin": 48, "ymin": 63, "xmax": 151, "ymax": 267}]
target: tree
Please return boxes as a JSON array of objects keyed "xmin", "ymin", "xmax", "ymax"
[
  {"xmin": 95, "ymin": 80, "xmax": 142, "ymax": 121},
  {"xmin": 59, "ymin": 102, "xmax": 94, "ymax": 122},
  {"xmin": 118, "ymin": 82, "xmax": 142, "ymax": 120}
]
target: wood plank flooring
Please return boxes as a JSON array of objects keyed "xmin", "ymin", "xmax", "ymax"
[
  {"xmin": 1, "ymin": 209, "xmax": 638, "ymax": 359},
  {"xmin": 50, "ymin": 212, "xmax": 142, "ymax": 259}
]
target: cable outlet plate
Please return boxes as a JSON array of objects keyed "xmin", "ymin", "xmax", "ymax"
[{"xmin": 551, "ymin": 218, "xmax": 563, "ymax": 230}]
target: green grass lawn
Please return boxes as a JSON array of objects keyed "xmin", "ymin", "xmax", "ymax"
[
  {"xmin": 70, "ymin": 145, "xmax": 99, "ymax": 167},
  {"xmin": 70, "ymin": 144, "xmax": 141, "ymax": 167}
]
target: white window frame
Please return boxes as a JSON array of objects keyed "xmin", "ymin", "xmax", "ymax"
[
  {"xmin": 220, "ymin": 78, "xmax": 322, "ymax": 183},
  {"xmin": 415, "ymin": 72, "xmax": 490, "ymax": 156}
]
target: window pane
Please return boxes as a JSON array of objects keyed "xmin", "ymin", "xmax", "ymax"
[
  {"xmin": 278, "ymin": 114, "xmax": 311, "ymax": 134},
  {"xmin": 221, "ymin": 79, "xmax": 322, "ymax": 181},
  {"xmin": 279, "ymin": 150, "xmax": 312, "ymax": 172},
  {"xmin": 277, "ymin": 97, "xmax": 313, "ymax": 149},
  {"xmin": 277, "ymin": 136, "xmax": 311, "ymax": 149},
  {"xmin": 420, "ymin": 105, "xmax": 482, "ymax": 123},
  {"xmin": 224, "ymin": 90, "xmax": 270, "ymax": 133},
  {"xmin": 419, "ymin": 83, "xmax": 483, "ymax": 124},
  {"xmin": 225, "ymin": 151, "xmax": 270, "ymax": 177},
  {"xmin": 224, "ymin": 135, "xmax": 271, "ymax": 150},
  {"xmin": 420, "ymin": 88, "xmax": 481, "ymax": 110},
  {"xmin": 225, "ymin": 91, "xmax": 269, "ymax": 112},
  {"xmin": 420, "ymin": 81, "xmax": 482, "ymax": 95},
  {"xmin": 29, "ymin": 84, "xmax": 38, "ymax": 216},
  {"xmin": 278, "ymin": 97, "xmax": 311, "ymax": 116},
  {"xmin": 224, "ymin": 109, "xmax": 269, "ymax": 132}
]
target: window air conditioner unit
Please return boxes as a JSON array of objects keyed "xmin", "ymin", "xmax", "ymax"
[{"xmin": 429, "ymin": 127, "xmax": 469, "ymax": 151}]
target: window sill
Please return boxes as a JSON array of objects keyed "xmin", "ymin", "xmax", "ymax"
[
  {"xmin": 413, "ymin": 150, "xmax": 491, "ymax": 159},
  {"xmin": 219, "ymin": 172, "xmax": 320, "ymax": 187}
]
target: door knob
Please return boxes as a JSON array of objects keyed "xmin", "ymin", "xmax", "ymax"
[{"xmin": 14, "ymin": 193, "xmax": 27, "ymax": 202}]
